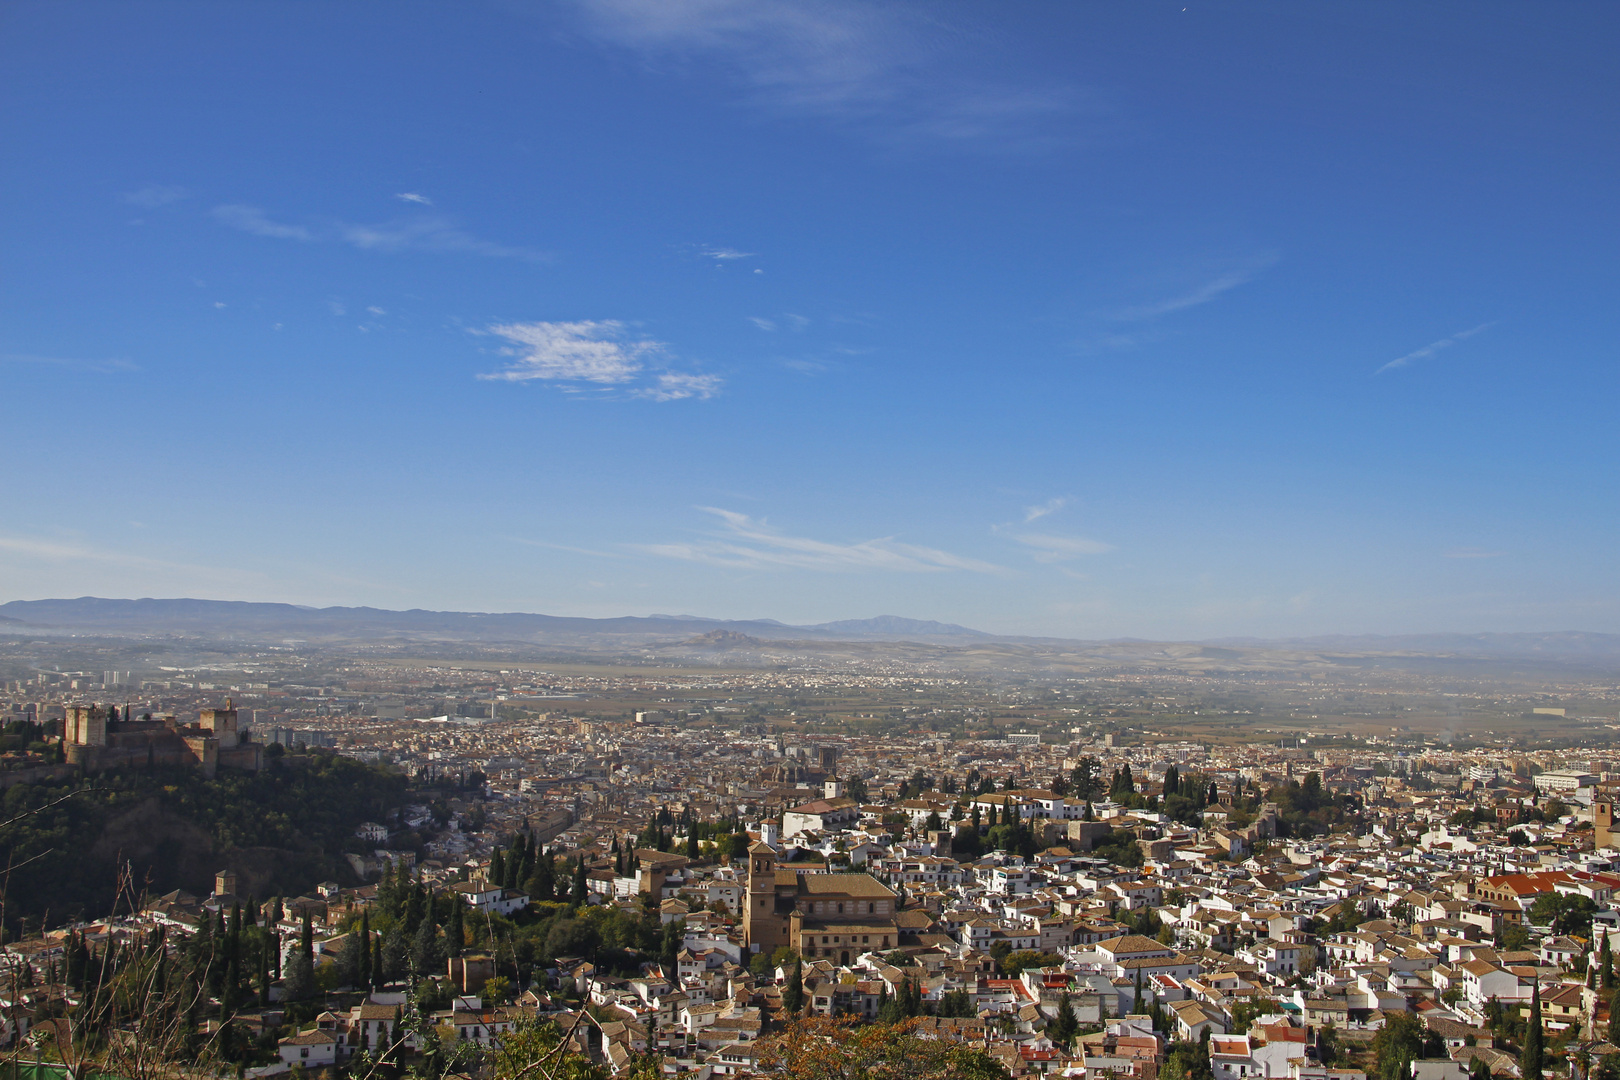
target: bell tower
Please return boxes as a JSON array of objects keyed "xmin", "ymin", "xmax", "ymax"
[{"xmin": 743, "ymin": 839, "xmax": 781, "ymax": 952}]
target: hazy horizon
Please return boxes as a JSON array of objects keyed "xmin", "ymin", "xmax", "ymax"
[{"xmin": 3, "ymin": 2, "xmax": 1616, "ymax": 639}]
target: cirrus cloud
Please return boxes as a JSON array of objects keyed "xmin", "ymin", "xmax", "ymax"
[
  {"xmin": 634, "ymin": 507, "xmax": 1006, "ymax": 574},
  {"xmin": 477, "ymin": 320, "xmax": 722, "ymax": 401}
]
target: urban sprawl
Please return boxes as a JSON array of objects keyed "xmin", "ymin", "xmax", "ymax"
[{"xmin": 5, "ymin": 649, "xmax": 1620, "ymax": 1079}]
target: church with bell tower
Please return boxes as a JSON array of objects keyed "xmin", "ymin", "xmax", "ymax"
[{"xmin": 743, "ymin": 838, "xmax": 900, "ymax": 966}]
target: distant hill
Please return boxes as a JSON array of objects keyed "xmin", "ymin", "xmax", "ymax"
[
  {"xmin": 806, "ymin": 615, "xmax": 988, "ymax": 638},
  {"xmin": 1207, "ymin": 631, "xmax": 1620, "ymax": 658},
  {"xmin": 0, "ymin": 597, "xmax": 993, "ymax": 645},
  {"xmin": 3, "ymin": 598, "xmax": 1618, "ymax": 670}
]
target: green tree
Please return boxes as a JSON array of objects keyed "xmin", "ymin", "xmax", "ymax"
[
  {"xmin": 1530, "ymin": 893, "xmax": 1597, "ymax": 937},
  {"xmin": 1049, "ymin": 990, "xmax": 1079, "ymax": 1048},
  {"xmin": 1499, "ymin": 923, "xmax": 1531, "ymax": 952},
  {"xmin": 382, "ymin": 922, "xmax": 409, "ymax": 982},
  {"xmin": 411, "ymin": 917, "xmax": 444, "ymax": 978},
  {"xmin": 1371, "ymin": 1011, "xmax": 1424, "ymax": 1080},
  {"xmin": 283, "ymin": 952, "xmax": 314, "ymax": 1001},
  {"xmin": 1522, "ymin": 984, "xmax": 1544, "ymax": 1080},
  {"xmin": 783, "ymin": 959, "xmax": 804, "ymax": 1014},
  {"xmin": 1162, "ymin": 1038, "xmax": 1214, "ymax": 1080}
]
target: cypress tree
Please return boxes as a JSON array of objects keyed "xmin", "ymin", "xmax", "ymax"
[
  {"xmin": 256, "ymin": 936, "xmax": 270, "ymax": 1002},
  {"xmin": 572, "ymin": 856, "xmax": 588, "ymax": 905},
  {"xmin": 534, "ymin": 851, "xmax": 555, "ymax": 901},
  {"xmin": 300, "ymin": 911, "xmax": 313, "ymax": 962},
  {"xmin": 1522, "ymin": 984, "xmax": 1544, "ymax": 1080},
  {"xmin": 360, "ymin": 911, "xmax": 373, "ymax": 988},
  {"xmin": 491, "ymin": 848, "xmax": 506, "ymax": 888},
  {"xmin": 411, "ymin": 917, "xmax": 444, "ymax": 979},
  {"xmin": 783, "ymin": 959, "xmax": 804, "ymax": 1014},
  {"xmin": 447, "ymin": 895, "xmax": 464, "ymax": 958},
  {"xmin": 403, "ymin": 881, "xmax": 424, "ymax": 934},
  {"xmin": 1051, "ymin": 989, "xmax": 1078, "ymax": 1048}
]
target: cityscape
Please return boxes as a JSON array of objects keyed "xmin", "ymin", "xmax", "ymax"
[
  {"xmin": 3, "ymin": 2, "xmax": 1616, "ymax": 1079},
  {"xmin": 3, "ymin": 611, "xmax": 1620, "ymax": 1077}
]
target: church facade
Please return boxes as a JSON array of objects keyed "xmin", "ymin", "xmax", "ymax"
[{"xmin": 742, "ymin": 841, "xmax": 900, "ymax": 965}]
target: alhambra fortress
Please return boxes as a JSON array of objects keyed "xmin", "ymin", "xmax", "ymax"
[{"xmin": 63, "ymin": 699, "xmax": 263, "ymax": 778}]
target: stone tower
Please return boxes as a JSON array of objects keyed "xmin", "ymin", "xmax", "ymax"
[
  {"xmin": 65, "ymin": 705, "xmax": 107, "ymax": 746},
  {"xmin": 199, "ymin": 699, "xmax": 240, "ymax": 748},
  {"xmin": 743, "ymin": 839, "xmax": 782, "ymax": 952},
  {"xmin": 1597, "ymin": 800, "xmax": 1616, "ymax": 850}
]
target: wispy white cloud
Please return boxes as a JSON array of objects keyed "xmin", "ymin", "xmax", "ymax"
[
  {"xmin": 120, "ymin": 185, "xmax": 190, "ymax": 208},
  {"xmin": 480, "ymin": 320, "xmax": 654, "ymax": 384},
  {"xmin": 1114, "ymin": 253, "xmax": 1279, "ymax": 321},
  {"xmin": 1011, "ymin": 532, "xmax": 1114, "ymax": 562},
  {"xmin": 1023, "ymin": 497, "xmax": 1066, "ymax": 523},
  {"xmin": 396, "ymin": 192, "xmax": 433, "ymax": 205},
  {"xmin": 211, "ymin": 204, "xmax": 545, "ymax": 261},
  {"xmin": 211, "ymin": 204, "xmax": 315, "ymax": 241},
  {"xmin": 1, "ymin": 352, "xmax": 139, "ymax": 374},
  {"xmin": 1375, "ymin": 322, "xmax": 1496, "ymax": 375},
  {"xmin": 564, "ymin": 0, "xmax": 1092, "ymax": 150},
  {"xmin": 477, "ymin": 320, "xmax": 721, "ymax": 401},
  {"xmin": 703, "ymin": 247, "xmax": 753, "ymax": 260},
  {"xmin": 749, "ymin": 313, "xmax": 810, "ymax": 333},
  {"xmin": 991, "ymin": 498, "xmax": 1112, "ymax": 562},
  {"xmin": 635, "ymin": 371, "xmax": 724, "ymax": 401},
  {"xmin": 337, "ymin": 217, "xmax": 547, "ymax": 261},
  {"xmin": 0, "ymin": 534, "xmax": 266, "ymax": 590},
  {"xmin": 634, "ymin": 507, "xmax": 1006, "ymax": 574}
]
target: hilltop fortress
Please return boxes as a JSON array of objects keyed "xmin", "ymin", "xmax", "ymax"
[{"xmin": 64, "ymin": 699, "xmax": 263, "ymax": 778}]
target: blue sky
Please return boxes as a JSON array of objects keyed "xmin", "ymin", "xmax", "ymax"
[{"xmin": 3, "ymin": 1, "xmax": 1617, "ymax": 639}]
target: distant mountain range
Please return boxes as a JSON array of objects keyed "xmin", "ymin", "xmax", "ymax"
[
  {"xmin": 0, "ymin": 596, "xmax": 987, "ymax": 644},
  {"xmin": 2, "ymin": 597, "xmax": 1618, "ymax": 668}
]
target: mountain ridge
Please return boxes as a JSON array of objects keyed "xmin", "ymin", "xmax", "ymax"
[{"xmin": 2, "ymin": 597, "xmax": 1619, "ymax": 662}]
